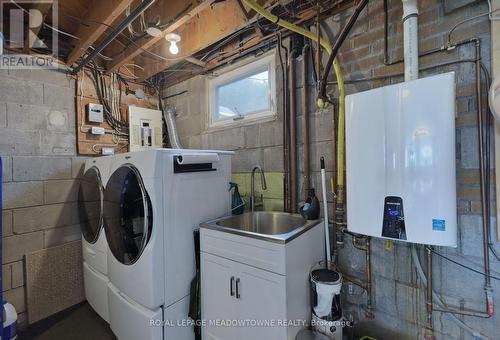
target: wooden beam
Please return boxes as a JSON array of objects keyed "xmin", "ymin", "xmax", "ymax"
[
  {"xmin": 66, "ymin": 0, "xmax": 134, "ymax": 66},
  {"xmin": 184, "ymin": 56, "xmax": 207, "ymax": 67},
  {"xmin": 136, "ymin": 0, "xmax": 271, "ymax": 80},
  {"xmin": 106, "ymin": 0, "xmax": 213, "ymax": 74}
]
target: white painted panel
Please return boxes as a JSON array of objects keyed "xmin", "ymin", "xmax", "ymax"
[{"xmin": 346, "ymin": 73, "xmax": 457, "ymax": 246}]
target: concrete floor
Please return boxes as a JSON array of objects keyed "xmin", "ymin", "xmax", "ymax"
[{"xmin": 19, "ymin": 303, "xmax": 116, "ymax": 340}]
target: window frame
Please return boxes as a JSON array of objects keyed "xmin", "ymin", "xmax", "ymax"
[{"xmin": 208, "ymin": 53, "xmax": 277, "ymax": 129}]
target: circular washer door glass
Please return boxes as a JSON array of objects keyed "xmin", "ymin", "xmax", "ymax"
[
  {"xmin": 104, "ymin": 165, "xmax": 152, "ymax": 265},
  {"xmin": 78, "ymin": 167, "xmax": 103, "ymax": 244}
]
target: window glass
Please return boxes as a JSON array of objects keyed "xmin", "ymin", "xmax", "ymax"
[{"xmin": 215, "ymin": 69, "xmax": 270, "ymax": 122}]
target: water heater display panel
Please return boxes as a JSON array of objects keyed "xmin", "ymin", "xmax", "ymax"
[{"xmin": 345, "ymin": 73, "xmax": 457, "ymax": 247}]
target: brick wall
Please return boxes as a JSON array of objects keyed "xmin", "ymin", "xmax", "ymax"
[
  {"xmin": 0, "ymin": 68, "xmax": 85, "ymax": 327},
  {"xmin": 164, "ymin": 0, "xmax": 500, "ymax": 338}
]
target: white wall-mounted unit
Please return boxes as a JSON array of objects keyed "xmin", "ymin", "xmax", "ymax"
[
  {"xmin": 128, "ymin": 106, "xmax": 163, "ymax": 151},
  {"xmin": 346, "ymin": 72, "xmax": 457, "ymax": 247}
]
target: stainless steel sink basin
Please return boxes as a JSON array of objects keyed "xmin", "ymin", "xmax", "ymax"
[{"xmin": 201, "ymin": 211, "xmax": 321, "ymax": 244}]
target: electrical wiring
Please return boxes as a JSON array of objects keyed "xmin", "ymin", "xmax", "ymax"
[
  {"xmin": 430, "ymin": 249, "xmax": 500, "ymax": 281},
  {"xmin": 447, "ymin": 7, "xmax": 500, "ymax": 43},
  {"xmin": 487, "ymin": 0, "xmax": 500, "ymax": 20}
]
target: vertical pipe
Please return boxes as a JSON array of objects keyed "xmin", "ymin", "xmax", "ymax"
[
  {"xmin": 365, "ymin": 237, "xmax": 373, "ymax": 318},
  {"xmin": 302, "ymin": 44, "xmax": 310, "ymax": 200},
  {"xmin": 279, "ymin": 35, "xmax": 290, "ymax": 212},
  {"xmin": 289, "ymin": 49, "xmax": 299, "ymax": 213},
  {"xmin": 402, "ymin": 0, "xmax": 419, "ymax": 81},
  {"xmin": 475, "ymin": 40, "xmax": 494, "ymax": 315},
  {"xmin": 426, "ymin": 246, "xmax": 434, "ymax": 338}
]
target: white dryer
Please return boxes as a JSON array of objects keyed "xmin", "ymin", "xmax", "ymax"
[
  {"xmin": 103, "ymin": 149, "xmax": 232, "ymax": 340},
  {"xmin": 78, "ymin": 156, "xmax": 111, "ymax": 322}
]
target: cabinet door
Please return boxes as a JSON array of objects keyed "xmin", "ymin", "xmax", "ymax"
[
  {"xmin": 234, "ymin": 262, "xmax": 287, "ymax": 340},
  {"xmin": 201, "ymin": 252, "xmax": 238, "ymax": 340}
]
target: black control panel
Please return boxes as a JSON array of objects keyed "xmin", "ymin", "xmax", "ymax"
[{"xmin": 381, "ymin": 196, "xmax": 407, "ymax": 240}]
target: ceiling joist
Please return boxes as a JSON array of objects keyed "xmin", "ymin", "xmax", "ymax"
[
  {"xmin": 136, "ymin": 0, "xmax": 270, "ymax": 80},
  {"xmin": 66, "ymin": 0, "xmax": 134, "ymax": 66},
  {"xmin": 105, "ymin": 0, "xmax": 214, "ymax": 74}
]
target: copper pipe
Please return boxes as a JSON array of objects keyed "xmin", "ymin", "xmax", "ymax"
[
  {"xmin": 289, "ymin": 48, "xmax": 299, "ymax": 213},
  {"xmin": 279, "ymin": 35, "xmax": 290, "ymax": 212},
  {"xmin": 365, "ymin": 237, "xmax": 373, "ymax": 318},
  {"xmin": 302, "ymin": 44, "xmax": 311, "ymax": 201},
  {"xmin": 342, "ymin": 273, "xmax": 367, "ymax": 290},
  {"xmin": 426, "ymin": 246, "xmax": 434, "ymax": 337}
]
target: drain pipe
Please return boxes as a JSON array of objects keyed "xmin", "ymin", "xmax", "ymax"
[
  {"xmin": 289, "ymin": 47, "xmax": 299, "ymax": 213},
  {"xmin": 301, "ymin": 44, "xmax": 311, "ymax": 200},
  {"xmin": 402, "ymin": 0, "xmax": 419, "ymax": 81}
]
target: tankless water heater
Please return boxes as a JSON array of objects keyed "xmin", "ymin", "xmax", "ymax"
[{"xmin": 345, "ymin": 72, "xmax": 457, "ymax": 247}]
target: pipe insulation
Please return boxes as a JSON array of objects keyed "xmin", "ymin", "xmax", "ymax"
[{"xmin": 402, "ymin": 0, "xmax": 419, "ymax": 81}]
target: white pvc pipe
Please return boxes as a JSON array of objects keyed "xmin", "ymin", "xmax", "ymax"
[{"xmin": 402, "ymin": 0, "xmax": 419, "ymax": 81}]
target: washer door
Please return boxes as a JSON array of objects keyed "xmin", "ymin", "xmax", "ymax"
[
  {"xmin": 78, "ymin": 167, "xmax": 104, "ymax": 244},
  {"xmin": 104, "ymin": 165, "xmax": 152, "ymax": 265}
]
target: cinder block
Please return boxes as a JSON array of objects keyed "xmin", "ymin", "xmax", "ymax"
[
  {"xmin": 13, "ymin": 156, "xmax": 72, "ymax": 181},
  {"xmin": 263, "ymin": 146, "xmax": 284, "ymax": 172},
  {"xmin": 0, "ymin": 76, "xmax": 43, "ymax": 105},
  {"xmin": 459, "ymin": 214, "xmax": 484, "ymax": 257},
  {"xmin": 259, "ymin": 121, "xmax": 283, "ymax": 147},
  {"xmin": 231, "ymin": 148, "xmax": 263, "ymax": 173},
  {"xmin": 0, "ymin": 102, "xmax": 6, "ymax": 128},
  {"xmin": 210, "ymin": 127, "xmax": 245, "ymax": 151},
  {"xmin": 3, "ymin": 286, "xmax": 26, "ymax": 313},
  {"xmin": 11, "ymin": 261, "xmax": 24, "ymax": 288},
  {"xmin": 2, "ymin": 264, "xmax": 11, "ymax": 291},
  {"xmin": 71, "ymin": 157, "xmax": 87, "ymax": 178},
  {"xmin": 2, "ymin": 156, "xmax": 12, "ymax": 182},
  {"xmin": 0, "ymin": 128, "xmax": 41, "ymax": 156},
  {"xmin": 3, "ymin": 232, "xmax": 44, "ymax": 263},
  {"xmin": 8, "ymin": 69, "xmax": 72, "ymax": 88},
  {"xmin": 43, "ymin": 224, "xmax": 81, "ymax": 248},
  {"xmin": 7, "ymin": 103, "xmax": 71, "ymax": 132},
  {"xmin": 43, "ymin": 84, "xmax": 75, "ymax": 110},
  {"xmin": 13, "ymin": 202, "xmax": 80, "ymax": 233},
  {"xmin": 2, "ymin": 181, "xmax": 43, "ymax": 209},
  {"xmin": 244, "ymin": 124, "xmax": 260, "ymax": 149},
  {"xmin": 40, "ymin": 131, "xmax": 76, "ymax": 156},
  {"xmin": 44, "ymin": 180, "xmax": 79, "ymax": 204},
  {"xmin": 2, "ymin": 209, "xmax": 13, "ymax": 237}
]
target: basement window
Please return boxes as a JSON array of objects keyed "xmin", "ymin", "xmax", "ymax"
[{"xmin": 208, "ymin": 54, "xmax": 276, "ymax": 128}]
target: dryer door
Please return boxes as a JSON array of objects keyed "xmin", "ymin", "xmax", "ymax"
[
  {"xmin": 104, "ymin": 165, "xmax": 152, "ymax": 265},
  {"xmin": 78, "ymin": 167, "xmax": 104, "ymax": 244}
]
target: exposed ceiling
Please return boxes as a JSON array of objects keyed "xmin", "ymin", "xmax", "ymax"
[{"xmin": 1, "ymin": 0, "xmax": 349, "ymax": 85}]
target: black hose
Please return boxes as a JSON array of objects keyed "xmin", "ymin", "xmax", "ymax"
[{"xmin": 318, "ymin": 0, "xmax": 369, "ymax": 102}]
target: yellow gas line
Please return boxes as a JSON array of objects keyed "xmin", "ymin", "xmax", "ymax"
[{"xmin": 242, "ymin": 0, "xmax": 345, "ymax": 193}]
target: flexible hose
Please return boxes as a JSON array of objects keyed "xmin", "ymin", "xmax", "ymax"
[
  {"xmin": 163, "ymin": 106, "xmax": 183, "ymax": 149},
  {"xmin": 242, "ymin": 0, "xmax": 346, "ymax": 191},
  {"xmin": 411, "ymin": 245, "xmax": 492, "ymax": 340}
]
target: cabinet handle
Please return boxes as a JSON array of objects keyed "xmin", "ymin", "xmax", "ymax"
[
  {"xmin": 230, "ymin": 276, "xmax": 235, "ymax": 297},
  {"xmin": 235, "ymin": 278, "xmax": 241, "ymax": 299}
]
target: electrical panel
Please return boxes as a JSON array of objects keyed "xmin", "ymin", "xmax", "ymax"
[
  {"xmin": 345, "ymin": 73, "xmax": 457, "ymax": 247},
  {"xmin": 128, "ymin": 106, "xmax": 163, "ymax": 152},
  {"xmin": 86, "ymin": 103, "xmax": 104, "ymax": 123}
]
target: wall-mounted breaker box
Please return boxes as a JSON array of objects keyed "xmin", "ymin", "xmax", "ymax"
[
  {"xmin": 86, "ymin": 103, "xmax": 104, "ymax": 123},
  {"xmin": 345, "ymin": 72, "xmax": 457, "ymax": 247},
  {"xmin": 128, "ymin": 106, "xmax": 163, "ymax": 151}
]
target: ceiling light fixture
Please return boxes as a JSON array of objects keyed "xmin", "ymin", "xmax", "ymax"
[
  {"xmin": 165, "ymin": 33, "xmax": 181, "ymax": 55},
  {"xmin": 146, "ymin": 24, "xmax": 162, "ymax": 37}
]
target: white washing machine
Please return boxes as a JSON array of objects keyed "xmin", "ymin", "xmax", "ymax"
[
  {"xmin": 78, "ymin": 156, "xmax": 111, "ymax": 322},
  {"xmin": 103, "ymin": 149, "xmax": 232, "ymax": 340}
]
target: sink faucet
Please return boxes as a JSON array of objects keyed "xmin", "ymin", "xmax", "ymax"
[{"xmin": 250, "ymin": 166, "xmax": 267, "ymax": 212}]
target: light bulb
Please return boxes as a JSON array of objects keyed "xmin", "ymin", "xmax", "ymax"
[{"xmin": 169, "ymin": 41, "xmax": 179, "ymax": 55}]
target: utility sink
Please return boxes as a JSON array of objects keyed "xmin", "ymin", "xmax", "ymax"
[{"xmin": 201, "ymin": 211, "xmax": 321, "ymax": 244}]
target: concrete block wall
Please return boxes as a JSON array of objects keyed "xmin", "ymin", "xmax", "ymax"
[
  {"xmin": 164, "ymin": 0, "xmax": 500, "ymax": 338},
  {"xmin": 0, "ymin": 68, "xmax": 85, "ymax": 327},
  {"xmin": 163, "ymin": 55, "xmax": 286, "ymax": 211}
]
